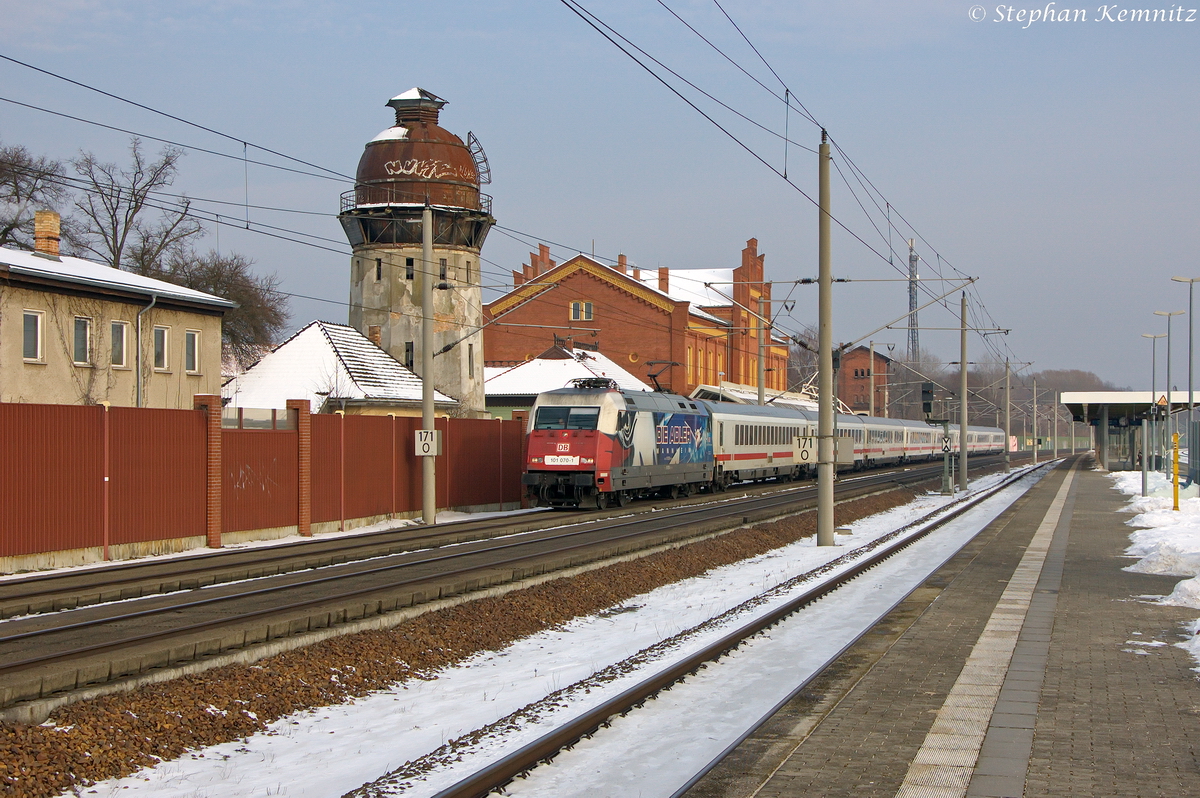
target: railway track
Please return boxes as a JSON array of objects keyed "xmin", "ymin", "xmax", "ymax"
[
  {"xmin": 420, "ymin": 458, "xmax": 1062, "ymax": 798},
  {"xmin": 0, "ymin": 454, "xmax": 1017, "ymax": 715},
  {"xmin": 0, "ymin": 453, "xmax": 1027, "ymax": 620}
]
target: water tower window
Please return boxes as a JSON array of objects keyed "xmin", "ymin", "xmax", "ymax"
[
  {"xmin": 468, "ymin": 343, "xmax": 475, "ymax": 378},
  {"xmin": 375, "ymin": 258, "xmax": 382, "ymax": 281},
  {"xmin": 439, "ymin": 258, "xmax": 447, "ymax": 281},
  {"xmin": 570, "ymin": 301, "xmax": 593, "ymax": 321},
  {"xmin": 466, "ymin": 260, "xmax": 474, "ymax": 284},
  {"xmin": 404, "ymin": 341, "xmax": 414, "ymax": 371},
  {"xmin": 405, "ymin": 258, "xmax": 415, "ymax": 280}
]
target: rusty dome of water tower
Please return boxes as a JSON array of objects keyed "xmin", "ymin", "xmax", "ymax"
[{"xmin": 350, "ymin": 88, "xmax": 489, "ymax": 212}]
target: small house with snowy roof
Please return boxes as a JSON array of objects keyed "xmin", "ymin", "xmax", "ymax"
[
  {"xmin": 1, "ymin": 212, "xmax": 233, "ymax": 408},
  {"xmin": 483, "ymin": 343, "xmax": 650, "ymax": 420},
  {"xmin": 223, "ymin": 320, "xmax": 458, "ymax": 416}
]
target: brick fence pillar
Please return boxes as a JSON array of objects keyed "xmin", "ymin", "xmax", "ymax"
[
  {"xmin": 193, "ymin": 394, "xmax": 223, "ymax": 548},
  {"xmin": 287, "ymin": 399, "xmax": 312, "ymax": 536}
]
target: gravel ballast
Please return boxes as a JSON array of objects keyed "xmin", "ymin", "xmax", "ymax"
[{"xmin": 2, "ymin": 489, "xmax": 916, "ymax": 797}]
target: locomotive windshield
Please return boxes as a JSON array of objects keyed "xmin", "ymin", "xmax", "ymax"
[{"xmin": 534, "ymin": 406, "xmax": 601, "ymax": 431}]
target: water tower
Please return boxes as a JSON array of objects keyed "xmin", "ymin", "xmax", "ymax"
[{"xmin": 339, "ymin": 88, "xmax": 494, "ymax": 415}]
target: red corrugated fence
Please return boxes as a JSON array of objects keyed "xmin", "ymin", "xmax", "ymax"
[{"xmin": 0, "ymin": 401, "xmax": 525, "ymax": 562}]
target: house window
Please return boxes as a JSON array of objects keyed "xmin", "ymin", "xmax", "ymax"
[
  {"xmin": 22, "ymin": 311, "xmax": 43, "ymax": 361},
  {"xmin": 404, "ymin": 341, "xmax": 415, "ymax": 371},
  {"xmin": 111, "ymin": 321, "xmax": 129, "ymax": 367},
  {"xmin": 153, "ymin": 326, "xmax": 169, "ymax": 370},
  {"xmin": 570, "ymin": 301, "xmax": 593, "ymax": 321},
  {"xmin": 185, "ymin": 330, "xmax": 200, "ymax": 374},
  {"xmin": 375, "ymin": 258, "xmax": 382, "ymax": 281},
  {"xmin": 73, "ymin": 317, "xmax": 92, "ymax": 365},
  {"xmin": 405, "ymin": 258, "xmax": 415, "ymax": 280}
]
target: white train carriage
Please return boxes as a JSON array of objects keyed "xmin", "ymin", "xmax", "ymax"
[
  {"xmin": 702, "ymin": 401, "xmax": 814, "ymax": 488},
  {"xmin": 859, "ymin": 415, "xmax": 911, "ymax": 467},
  {"xmin": 957, "ymin": 427, "xmax": 1006, "ymax": 455},
  {"xmin": 905, "ymin": 425, "xmax": 939, "ymax": 462}
]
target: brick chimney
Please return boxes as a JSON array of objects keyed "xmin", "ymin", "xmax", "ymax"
[
  {"xmin": 632, "ymin": 265, "xmax": 641, "ymax": 281},
  {"xmin": 34, "ymin": 210, "xmax": 61, "ymax": 259},
  {"xmin": 658, "ymin": 266, "xmax": 669, "ymax": 294},
  {"xmin": 616, "ymin": 253, "xmax": 627, "ymax": 274}
]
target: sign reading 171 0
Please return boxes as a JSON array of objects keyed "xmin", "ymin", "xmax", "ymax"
[{"xmin": 415, "ymin": 429, "xmax": 441, "ymax": 457}]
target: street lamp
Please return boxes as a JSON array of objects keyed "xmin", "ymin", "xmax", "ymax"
[
  {"xmin": 1144, "ymin": 333, "xmax": 1166, "ymax": 474},
  {"xmin": 1155, "ymin": 310, "xmax": 1185, "ymax": 459},
  {"xmin": 1172, "ymin": 277, "xmax": 1199, "ymax": 481}
]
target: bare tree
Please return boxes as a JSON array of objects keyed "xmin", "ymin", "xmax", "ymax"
[
  {"xmin": 891, "ymin": 348, "xmax": 950, "ymax": 420},
  {"xmin": 154, "ymin": 248, "xmax": 290, "ymax": 368},
  {"xmin": 71, "ymin": 138, "xmax": 201, "ymax": 269},
  {"xmin": 0, "ymin": 141, "xmax": 70, "ymax": 250},
  {"xmin": 786, "ymin": 323, "xmax": 818, "ymax": 389}
]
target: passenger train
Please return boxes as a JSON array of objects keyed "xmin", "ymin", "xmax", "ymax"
[{"xmin": 521, "ymin": 378, "xmax": 1006, "ymax": 509}]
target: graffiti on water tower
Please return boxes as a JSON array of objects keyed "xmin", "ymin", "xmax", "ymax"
[{"xmin": 384, "ymin": 158, "xmax": 476, "ymax": 182}]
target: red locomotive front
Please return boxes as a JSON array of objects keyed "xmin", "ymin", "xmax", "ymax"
[
  {"xmin": 522, "ymin": 379, "xmax": 714, "ymax": 508},
  {"xmin": 523, "ymin": 384, "xmax": 624, "ymax": 508}
]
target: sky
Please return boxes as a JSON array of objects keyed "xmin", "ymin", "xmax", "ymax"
[{"xmin": 1, "ymin": 0, "xmax": 1197, "ymax": 390}]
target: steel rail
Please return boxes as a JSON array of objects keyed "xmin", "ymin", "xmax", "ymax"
[
  {"xmin": 426, "ymin": 460, "xmax": 1057, "ymax": 798},
  {"xmin": 0, "ymin": 458, "xmax": 980, "ymax": 677},
  {"xmin": 0, "ymin": 461, "xmax": 929, "ymax": 606}
]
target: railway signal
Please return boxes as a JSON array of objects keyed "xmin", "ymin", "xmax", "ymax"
[{"xmin": 922, "ymin": 382, "xmax": 936, "ymax": 417}]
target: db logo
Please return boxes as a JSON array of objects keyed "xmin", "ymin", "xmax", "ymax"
[{"xmin": 557, "ymin": 443, "xmax": 570, "ymax": 452}]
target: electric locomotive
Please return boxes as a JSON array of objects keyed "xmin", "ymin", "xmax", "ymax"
[{"xmin": 521, "ymin": 378, "xmax": 712, "ymax": 508}]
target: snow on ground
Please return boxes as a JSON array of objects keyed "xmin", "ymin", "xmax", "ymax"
[
  {"xmin": 73, "ymin": 466, "xmax": 1046, "ymax": 798},
  {"xmin": 1111, "ymin": 470, "xmax": 1200, "ymax": 669},
  {"xmin": 465, "ymin": 470, "xmax": 1046, "ymax": 798}
]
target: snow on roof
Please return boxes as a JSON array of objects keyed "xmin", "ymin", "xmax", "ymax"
[
  {"xmin": 0, "ymin": 246, "xmax": 235, "ymax": 309},
  {"xmin": 634, "ymin": 267, "xmax": 736, "ymax": 309},
  {"xmin": 484, "ymin": 349, "xmax": 651, "ymax": 397},
  {"xmin": 691, "ymin": 382, "xmax": 821, "ymax": 412},
  {"xmin": 223, "ymin": 321, "xmax": 457, "ymax": 412},
  {"xmin": 391, "ymin": 87, "xmax": 444, "ymax": 102},
  {"xmin": 369, "ymin": 126, "xmax": 409, "ymax": 143}
]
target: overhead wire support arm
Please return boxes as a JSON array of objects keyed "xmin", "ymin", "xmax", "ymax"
[{"xmin": 837, "ymin": 277, "xmax": 977, "ymax": 354}]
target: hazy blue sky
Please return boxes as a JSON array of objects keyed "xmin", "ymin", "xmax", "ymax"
[{"xmin": 2, "ymin": 1, "xmax": 1197, "ymax": 389}]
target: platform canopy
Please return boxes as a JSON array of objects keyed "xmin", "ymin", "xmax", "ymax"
[{"xmin": 1060, "ymin": 391, "xmax": 1196, "ymax": 424}]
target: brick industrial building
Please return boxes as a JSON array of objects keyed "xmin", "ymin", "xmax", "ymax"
[
  {"xmin": 837, "ymin": 345, "xmax": 893, "ymax": 416},
  {"xmin": 483, "ymin": 239, "xmax": 789, "ymax": 396}
]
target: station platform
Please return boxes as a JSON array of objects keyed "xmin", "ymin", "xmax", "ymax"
[{"xmin": 684, "ymin": 455, "xmax": 1200, "ymax": 797}]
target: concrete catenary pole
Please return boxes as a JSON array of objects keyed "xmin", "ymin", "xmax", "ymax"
[
  {"xmin": 757, "ymin": 312, "xmax": 766, "ymax": 406},
  {"xmin": 907, "ymin": 240, "xmax": 919, "ymax": 364},
  {"xmin": 1054, "ymin": 393, "xmax": 1059, "ymax": 459},
  {"xmin": 1004, "ymin": 359, "xmax": 1011, "ymax": 473},
  {"xmin": 869, "ymin": 340, "xmax": 876, "ymax": 418},
  {"xmin": 958, "ymin": 292, "xmax": 968, "ymax": 490},
  {"xmin": 817, "ymin": 131, "xmax": 835, "ymax": 547},
  {"xmin": 421, "ymin": 203, "xmax": 437, "ymax": 525},
  {"xmin": 1032, "ymin": 378, "xmax": 1038, "ymax": 465}
]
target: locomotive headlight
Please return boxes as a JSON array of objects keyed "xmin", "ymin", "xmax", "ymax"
[
  {"xmin": 581, "ymin": 457, "xmax": 595, "ymax": 464},
  {"xmin": 531, "ymin": 456, "xmax": 543, "ymax": 464}
]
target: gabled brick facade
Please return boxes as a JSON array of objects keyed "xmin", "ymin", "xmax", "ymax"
[
  {"xmin": 838, "ymin": 345, "xmax": 893, "ymax": 416},
  {"xmin": 483, "ymin": 240, "xmax": 788, "ymax": 396}
]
